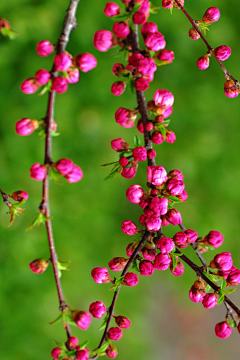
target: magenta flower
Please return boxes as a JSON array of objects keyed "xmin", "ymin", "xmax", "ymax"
[
  {"xmin": 121, "ymin": 163, "xmax": 138, "ymax": 179},
  {"xmin": 162, "ymin": 0, "xmax": 173, "ymax": 9},
  {"xmin": 173, "ymin": 231, "xmax": 188, "ymax": 248},
  {"xmin": 15, "ymin": 118, "xmax": 39, "ymax": 136},
  {"xmin": 113, "ymin": 21, "xmax": 130, "ymax": 38},
  {"xmin": 126, "ymin": 242, "xmax": 138, "ymax": 257},
  {"xmin": 202, "ymin": 7, "xmax": 220, "ymax": 23},
  {"xmin": 11, "ymin": 190, "xmax": 29, "ymax": 201},
  {"xmin": 119, "ymin": 157, "xmax": 128, "ymax": 166},
  {"xmin": 149, "ymin": 197, "xmax": 168, "ymax": 216},
  {"xmin": 156, "ymin": 237, "xmax": 175, "ymax": 254},
  {"xmin": 51, "ymin": 76, "xmax": 68, "ymax": 94},
  {"xmin": 154, "ymin": 253, "xmax": 171, "ymax": 270},
  {"xmin": 165, "ymin": 129, "xmax": 176, "ymax": 143},
  {"xmin": 143, "ymin": 214, "xmax": 162, "ymax": 231},
  {"xmin": 121, "ymin": 220, "xmax": 139, "ymax": 235},
  {"xmin": 35, "ymin": 69, "xmax": 51, "ymax": 85},
  {"xmin": 213, "ymin": 45, "xmax": 231, "ymax": 61},
  {"xmin": 29, "ymin": 259, "xmax": 49, "ymax": 274},
  {"xmin": 20, "ymin": 78, "xmax": 40, "ymax": 94},
  {"xmin": 210, "ymin": 252, "xmax": 233, "ymax": 271},
  {"xmin": 170, "ymin": 259, "xmax": 184, "ymax": 276},
  {"xmin": 185, "ymin": 229, "xmax": 198, "ymax": 243},
  {"xmin": 168, "ymin": 169, "xmax": 184, "ymax": 180},
  {"xmin": 106, "ymin": 344, "xmax": 118, "ymax": 359},
  {"xmin": 108, "ymin": 257, "xmax": 128, "ymax": 271},
  {"xmin": 224, "ymin": 79, "xmax": 239, "ymax": 98},
  {"xmin": 36, "ymin": 40, "xmax": 54, "ymax": 57},
  {"xmin": 107, "ymin": 327, "xmax": 123, "ymax": 341},
  {"xmin": 71, "ymin": 310, "xmax": 91, "ymax": 330},
  {"xmin": 139, "ymin": 260, "xmax": 154, "ymax": 276},
  {"xmin": 66, "ymin": 68, "xmax": 79, "ymax": 83},
  {"xmin": 147, "ymin": 149, "xmax": 156, "ymax": 159},
  {"xmin": 227, "ymin": 269, "xmax": 240, "ymax": 286},
  {"xmin": 189, "ymin": 287, "xmax": 205, "ymax": 303},
  {"xmin": 156, "ymin": 49, "xmax": 174, "ymax": 63},
  {"xmin": 132, "ymin": 146, "xmax": 147, "ymax": 162},
  {"xmin": 76, "ymin": 348, "xmax": 89, "ymax": 360},
  {"xmin": 147, "ymin": 165, "xmax": 168, "ymax": 186},
  {"xmin": 114, "ymin": 315, "xmax": 131, "ymax": 329},
  {"xmin": 55, "ymin": 158, "xmax": 74, "ymax": 175},
  {"xmin": 103, "ymin": 2, "xmax": 120, "ymax": 17},
  {"xmin": 134, "ymin": 77, "xmax": 149, "ymax": 91},
  {"xmin": 126, "ymin": 184, "xmax": 144, "ymax": 204},
  {"xmin": 215, "ymin": 321, "xmax": 232, "ymax": 339},
  {"xmin": 151, "ymin": 131, "xmax": 164, "ymax": 144},
  {"xmin": 197, "ymin": 55, "xmax": 210, "ymax": 70},
  {"xmin": 202, "ymin": 293, "xmax": 218, "ymax": 309},
  {"xmin": 145, "ymin": 32, "xmax": 166, "ymax": 51},
  {"xmin": 189, "ymin": 27, "xmax": 200, "ymax": 40},
  {"xmin": 65, "ymin": 164, "xmax": 83, "ymax": 183},
  {"xmin": 167, "ymin": 179, "xmax": 185, "ymax": 196},
  {"xmin": 89, "ymin": 301, "xmax": 107, "ymax": 319},
  {"xmin": 54, "ymin": 53, "xmax": 72, "ymax": 71},
  {"xmin": 203, "ymin": 230, "xmax": 223, "ymax": 248},
  {"xmin": 153, "ymin": 89, "xmax": 174, "ymax": 109},
  {"xmin": 141, "ymin": 21, "xmax": 158, "ymax": 39},
  {"xmin": 111, "ymin": 81, "xmax": 126, "ymax": 96},
  {"xmin": 115, "ymin": 107, "xmax": 136, "ymax": 128},
  {"xmin": 73, "ymin": 53, "xmax": 97, "ymax": 73},
  {"xmin": 91, "ymin": 267, "xmax": 111, "ymax": 284},
  {"xmin": 128, "ymin": 53, "xmax": 144, "ymax": 67},
  {"xmin": 30, "ymin": 163, "xmax": 46, "ymax": 181},
  {"xmin": 137, "ymin": 57, "xmax": 157, "ymax": 77},
  {"xmin": 112, "ymin": 62, "xmax": 125, "ymax": 77},
  {"xmin": 111, "ymin": 138, "xmax": 129, "ymax": 152},
  {"xmin": 93, "ymin": 30, "xmax": 114, "ymax": 52},
  {"xmin": 166, "ymin": 208, "xmax": 182, "ymax": 225},
  {"xmin": 66, "ymin": 336, "xmax": 79, "ymax": 349},
  {"xmin": 141, "ymin": 244, "xmax": 157, "ymax": 260},
  {"xmin": 51, "ymin": 347, "xmax": 62, "ymax": 359},
  {"xmin": 123, "ymin": 272, "xmax": 139, "ymax": 286},
  {"xmin": 133, "ymin": 12, "xmax": 147, "ymax": 25}
]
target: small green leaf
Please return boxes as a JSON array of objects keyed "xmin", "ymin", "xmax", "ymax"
[
  {"xmin": 161, "ymin": 119, "xmax": 170, "ymax": 125},
  {"xmin": 26, "ymin": 212, "xmax": 49, "ymax": 231},
  {"xmin": 128, "ymin": 77, "xmax": 135, "ymax": 94},
  {"xmin": 57, "ymin": 260, "xmax": 70, "ymax": 271},
  {"xmin": 133, "ymin": 135, "xmax": 141, "ymax": 147},
  {"xmin": 49, "ymin": 312, "xmax": 63, "ymax": 325},
  {"xmin": 98, "ymin": 313, "xmax": 110, "ymax": 331},
  {"xmin": 118, "ymin": 72, "xmax": 130, "ymax": 78},
  {"xmin": 64, "ymin": 314, "xmax": 78, "ymax": 327},
  {"xmin": 167, "ymin": 196, "xmax": 182, "ymax": 203},
  {"xmin": 80, "ymin": 340, "xmax": 89, "ymax": 350},
  {"xmin": 171, "ymin": 254, "xmax": 177, "ymax": 271},
  {"xmin": 38, "ymin": 81, "xmax": 52, "ymax": 96},
  {"xmin": 104, "ymin": 167, "xmax": 121, "ymax": 181},
  {"xmin": 217, "ymin": 292, "xmax": 225, "ymax": 306},
  {"xmin": 130, "ymin": 4, "xmax": 141, "ymax": 14},
  {"xmin": 205, "ymin": 284, "xmax": 211, "ymax": 293},
  {"xmin": 224, "ymin": 287, "xmax": 237, "ymax": 295},
  {"xmin": 149, "ymin": 50, "xmax": 155, "ymax": 58},
  {"xmin": 227, "ymin": 317, "xmax": 237, "ymax": 328},
  {"xmin": 221, "ymin": 278, "xmax": 227, "ymax": 290},
  {"xmin": 110, "ymin": 13, "xmax": 129, "ymax": 21},
  {"xmin": 130, "ymin": 259, "xmax": 140, "ymax": 273},
  {"xmin": 93, "ymin": 342, "xmax": 110, "ymax": 355},
  {"xmin": 101, "ymin": 161, "xmax": 119, "ymax": 167}
]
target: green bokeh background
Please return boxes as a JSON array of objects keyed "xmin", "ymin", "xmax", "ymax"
[{"xmin": 0, "ymin": 1, "xmax": 240, "ymax": 359}]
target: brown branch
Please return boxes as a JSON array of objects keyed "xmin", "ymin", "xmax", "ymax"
[{"xmin": 0, "ymin": 187, "xmax": 11, "ymax": 207}]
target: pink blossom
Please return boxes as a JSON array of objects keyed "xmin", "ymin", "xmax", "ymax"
[
  {"xmin": 111, "ymin": 138, "xmax": 129, "ymax": 152},
  {"xmin": 165, "ymin": 129, "xmax": 176, "ymax": 143},
  {"xmin": 115, "ymin": 107, "xmax": 136, "ymax": 128},
  {"xmin": 156, "ymin": 237, "xmax": 175, "ymax": 254},
  {"xmin": 143, "ymin": 214, "xmax": 162, "ymax": 231},
  {"xmin": 173, "ymin": 231, "xmax": 188, "ymax": 248},
  {"xmin": 154, "ymin": 253, "xmax": 171, "ymax": 270},
  {"xmin": 126, "ymin": 184, "xmax": 144, "ymax": 204},
  {"xmin": 128, "ymin": 53, "xmax": 144, "ymax": 67},
  {"xmin": 209, "ymin": 252, "xmax": 233, "ymax": 271},
  {"xmin": 137, "ymin": 57, "xmax": 157, "ymax": 77},
  {"xmin": 108, "ymin": 257, "xmax": 128, "ymax": 271},
  {"xmin": 121, "ymin": 220, "xmax": 139, "ymax": 235},
  {"xmin": 141, "ymin": 244, "xmax": 157, "ymax": 260},
  {"xmin": 141, "ymin": 22, "xmax": 158, "ymax": 39},
  {"xmin": 106, "ymin": 344, "xmax": 118, "ymax": 359},
  {"xmin": 36, "ymin": 40, "xmax": 54, "ymax": 57},
  {"xmin": 11, "ymin": 190, "xmax": 29, "ymax": 201},
  {"xmin": 168, "ymin": 169, "xmax": 184, "ymax": 180},
  {"xmin": 91, "ymin": 267, "xmax": 111, "ymax": 284},
  {"xmin": 29, "ymin": 258, "xmax": 49, "ymax": 274},
  {"xmin": 73, "ymin": 53, "xmax": 97, "ymax": 72},
  {"xmin": 162, "ymin": 0, "xmax": 173, "ymax": 9},
  {"xmin": 153, "ymin": 89, "xmax": 174, "ymax": 109},
  {"xmin": 35, "ymin": 69, "xmax": 51, "ymax": 85},
  {"xmin": 51, "ymin": 347, "xmax": 62, "ymax": 359},
  {"xmin": 147, "ymin": 149, "xmax": 156, "ymax": 159},
  {"xmin": 213, "ymin": 45, "xmax": 231, "ymax": 61},
  {"xmin": 76, "ymin": 348, "xmax": 89, "ymax": 360},
  {"xmin": 162, "ymin": 105, "xmax": 173, "ymax": 118},
  {"xmin": 202, "ymin": 293, "xmax": 218, "ymax": 309},
  {"xmin": 156, "ymin": 49, "xmax": 174, "ymax": 63},
  {"xmin": 112, "ymin": 63, "xmax": 126, "ymax": 77},
  {"xmin": 197, "ymin": 55, "xmax": 210, "ymax": 70},
  {"xmin": 145, "ymin": 121, "xmax": 153, "ymax": 131},
  {"xmin": 145, "ymin": 32, "xmax": 166, "ymax": 51},
  {"xmin": 54, "ymin": 53, "xmax": 72, "ymax": 71},
  {"xmin": 134, "ymin": 77, "xmax": 149, "ymax": 91},
  {"xmin": 215, "ymin": 321, "xmax": 232, "ymax": 339},
  {"xmin": 111, "ymin": 81, "xmax": 126, "ymax": 96},
  {"xmin": 65, "ymin": 164, "xmax": 83, "ymax": 183},
  {"xmin": 119, "ymin": 157, "xmax": 128, "ymax": 166},
  {"xmin": 114, "ymin": 315, "xmax": 131, "ymax": 329},
  {"xmin": 55, "ymin": 158, "xmax": 74, "ymax": 175},
  {"xmin": 166, "ymin": 179, "xmax": 185, "ymax": 196},
  {"xmin": 107, "ymin": 327, "xmax": 123, "ymax": 341},
  {"xmin": 66, "ymin": 68, "xmax": 79, "ymax": 83},
  {"xmin": 89, "ymin": 301, "xmax": 107, "ymax": 319},
  {"xmin": 227, "ymin": 269, "xmax": 240, "ymax": 286},
  {"xmin": 170, "ymin": 259, "xmax": 184, "ymax": 276},
  {"xmin": 189, "ymin": 27, "xmax": 200, "ymax": 40},
  {"xmin": 15, "ymin": 118, "xmax": 39, "ymax": 136},
  {"xmin": 139, "ymin": 0, "xmax": 150, "ymax": 16},
  {"xmin": 20, "ymin": 78, "xmax": 40, "ymax": 94},
  {"xmin": 126, "ymin": 242, "xmax": 138, "ymax": 257},
  {"xmin": 166, "ymin": 208, "xmax": 182, "ymax": 225},
  {"xmin": 202, "ymin": 7, "xmax": 220, "ymax": 23},
  {"xmin": 137, "ymin": 118, "xmax": 144, "ymax": 134},
  {"xmin": 139, "ymin": 260, "xmax": 154, "ymax": 276},
  {"xmin": 151, "ymin": 131, "xmax": 164, "ymax": 144},
  {"xmin": 93, "ymin": 30, "xmax": 114, "ymax": 52},
  {"xmin": 132, "ymin": 146, "xmax": 147, "ymax": 161},
  {"xmin": 30, "ymin": 163, "xmax": 46, "ymax": 181},
  {"xmin": 147, "ymin": 165, "xmax": 168, "ymax": 186},
  {"xmin": 113, "ymin": 21, "xmax": 130, "ymax": 38},
  {"xmin": 51, "ymin": 76, "xmax": 68, "ymax": 93},
  {"xmin": 203, "ymin": 230, "xmax": 223, "ymax": 248},
  {"xmin": 189, "ymin": 287, "xmax": 205, "ymax": 303},
  {"xmin": 71, "ymin": 310, "xmax": 91, "ymax": 330},
  {"xmin": 133, "ymin": 12, "xmax": 147, "ymax": 25},
  {"xmin": 103, "ymin": 2, "xmax": 120, "ymax": 17},
  {"xmin": 66, "ymin": 336, "xmax": 79, "ymax": 349},
  {"xmin": 185, "ymin": 229, "xmax": 198, "ymax": 243},
  {"xmin": 149, "ymin": 197, "xmax": 168, "ymax": 216},
  {"xmin": 123, "ymin": 272, "xmax": 139, "ymax": 286},
  {"xmin": 224, "ymin": 79, "xmax": 239, "ymax": 98},
  {"xmin": 121, "ymin": 162, "xmax": 138, "ymax": 179}
]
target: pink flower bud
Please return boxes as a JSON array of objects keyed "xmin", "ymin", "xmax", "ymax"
[
  {"xmin": 121, "ymin": 220, "xmax": 139, "ymax": 235},
  {"xmin": 167, "ymin": 179, "xmax": 185, "ymax": 196},
  {"xmin": 128, "ymin": 53, "xmax": 144, "ymax": 67},
  {"xmin": 76, "ymin": 348, "xmax": 89, "ymax": 360},
  {"xmin": 36, "ymin": 40, "xmax": 54, "ymax": 57},
  {"xmin": 168, "ymin": 169, "xmax": 184, "ymax": 180},
  {"xmin": 139, "ymin": 260, "xmax": 154, "ymax": 276},
  {"xmin": 162, "ymin": 0, "xmax": 173, "ymax": 9},
  {"xmin": 217, "ymin": 265, "xmax": 236, "ymax": 280},
  {"xmin": 123, "ymin": 272, "xmax": 139, "ymax": 286},
  {"xmin": 170, "ymin": 259, "xmax": 184, "ymax": 276},
  {"xmin": 65, "ymin": 165, "xmax": 83, "ymax": 183},
  {"xmin": 51, "ymin": 76, "xmax": 68, "ymax": 94},
  {"xmin": 115, "ymin": 107, "xmax": 136, "ymax": 128},
  {"xmin": 209, "ymin": 252, "xmax": 233, "ymax": 271},
  {"xmin": 112, "ymin": 63, "xmax": 126, "ymax": 77},
  {"xmin": 165, "ymin": 129, "xmax": 176, "ymax": 143},
  {"xmin": 108, "ymin": 257, "xmax": 128, "ymax": 271},
  {"xmin": 147, "ymin": 165, "xmax": 168, "ymax": 186},
  {"xmin": 55, "ymin": 158, "xmax": 74, "ymax": 175},
  {"xmin": 137, "ymin": 118, "xmax": 144, "ymax": 134},
  {"xmin": 177, "ymin": 190, "xmax": 188, "ymax": 202},
  {"xmin": 126, "ymin": 184, "xmax": 144, "ymax": 204},
  {"xmin": 93, "ymin": 30, "xmax": 114, "ymax": 52},
  {"xmin": 189, "ymin": 287, "xmax": 205, "ymax": 303},
  {"xmin": 147, "ymin": 149, "xmax": 156, "ymax": 159},
  {"xmin": 73, "ymin": 53, "xmax": 97, "ymax": 73},
  {"xmin": 111, "ymin": 81, "xmax": 126, "ymax": 96},
  {"xmin": 132, "ymin": 146, "xmax": 147, "ymax": 162},
  {"xmin": 151, "ymin": 131, "xmax": 164, "ymax": 144},
  {"xmin": 156, "ymin": 49, "xmax": 174, "ymax": 63},
  {"xmin": 154, "ymin": 253, "xmax": 171, "ymax": 270},
  {"xmin": 213, "ymin": 45, "xmax": 231, "ymax": 61},
  {"xmin": 203, "ymin": 230, "xmax": 223, "ymax": 248},
  {"xmin": 189, "ymin": 28, "xmax": 200, "ymax": 40},
  {"xmin": 121, "ymin": 162, "xmax": 138, "ymax": 179},
  {"xmin": 66, "ymin": 336, "xmax": 79, "ymax": 349},
  {"xmin": 133, "ymin": 12, "xmax": 147, "ymax": 25},
  {"xmin": 227, "ymin": 269, "xmax": 240, "ymax": 286},
  {"xmin": 71, "ymin": 310, "xmax": 91, "ymax": 330},
  {"xmin": 89, "ymin": 301, "xmax": 107, "ymax": 319},
  {"xmin": 107, "ymin": 327, "xmax": 123, "ymax": 341},
  {"xmin": 113, "ymin": 21, "xmax": 130, "ymax": 38},
  {"xmin": 149, "ymin": 197, "xmax": 168, "ymax": 216},
  {"xmin": 114, "ymin": 315, "xmax": 131, "ymax": 329},
  {"xmin": 15, "ymin": 118, "xmax": 39, "ymax": 136},
  {"xmin": 104, "ymin": 2, "xmax": 120, "ymax": 17},
  {"xmin": 111, "ymin": 138, "xmax": 129, "ymax": 152},
  {"xmin": 185, "ymin": 229, "xmax": 198, "ymax": 243},
  {"xmin": 119, "ymin": 157, "xmax": 128, "ymax": 166},
  {"xmin": 141, "ymin": 22, "xmax": 158, "ymax": 39},
  {"xmin": 106, "ymin": 344, "xmax": 118, "ymax": 359},
  {"xmin": 224, "ymin": 79, "xmax": 239, "ymax": 98},
  {"xmin": 134, "ymin": 77, "xmax": 149, "ymax": 91},
  {"xmin": 145, "ymin": 32, "xmax": 166, "ymax": 51},
  {"xmin": 126, "ymin": 242, "xmax": 138, "ymax": 257},
  {"xmin": 145, "ymin": 121, "xmax": 153, "ymax": 131},
  {"xmin": 156, "ymin": 237, "xmax": 175, "ymax": 254},
  {"xmin": 66, "ymin": 67, "xmax": 79, "ymax": 83},
  {"xmin": 197, "ymin": 55, "xmax": 210, "ymax": 70},
  {"xmin": 143, "ymin": 214, "xmax": 162, "ymax": 231},
  {"xmin": 166, "ymin": 208, "xmax": 182, "ymax": 225},
  {"xmin": 20, "ymin": 78, "xmax": 40, "ymax": 94},
  {"xmin": 161, "ymin": 214, "xmax": 170, "ymax": 226},
  {"xmin": 137, "ymin": 57, "xmax": 157, "ymax": 78},
  {"xmin": 51, "ymin": 347, "xmax": 62, "ymax": 359},
  {"xmin": 173, "ymin": 231, "xmax": 188, "ymax": 248},
  {"xmin": 215, "ymin": 321, "xmax": 232, "ymax": 339},
  {"xmin": 91, "ymin": 267, "xmax": 111, "ymax": 284},
  {"xmin": 153, "ymin": 89, "xmax": 174, "ymax": 109},
  {"xmin": 141, "ymin": 244, "xmax": 157, "ymax": 260},
  {"xmin": 35, "ymin": 69, "xmax": 51, "ymax": 85},
  {"xmin": 54, "ymin": 53, "xmax": 72, "ymax": 71},
  {"xmin": 11, "ymin": 190, "xmax": 29, "ymax": 201},
  {"xmin": 202, "ymin": 293, "xmax": 218, "ymax": 309},
  {"xmin": 29, "ymin": 258, "xmax": 49, "ymax": 274},
  {"xmin": 30, "ymin": 163, "xmax": 46, "ymax": 181},
  {"xmin": 202, "ymin": 7, "xmax": 220, "ymax": 23}
]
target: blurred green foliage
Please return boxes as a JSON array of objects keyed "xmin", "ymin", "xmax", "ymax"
[{"xmin": 0, "ymin": 1, "xmax": 240, "ymax": 359}]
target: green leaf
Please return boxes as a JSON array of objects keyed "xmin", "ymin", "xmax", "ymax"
[
  {"xmin": 217, "ymin": 291, "xmax": 225, "ymax": 306},
  {"xmin": 167, "ymin": 196, "xmax": 182, "ymax": 203},
  {"xmin": 149, "ymin": 50, "xmax": 155, "ymax": 58},
  {"xmin": 128, "ymin": 77, "xmax": 135, "ymax": 94},
  {"xmin": 98, "ymin": 313, "xmax": 110, "ymax": 331},
  {"xmin": 130, "ymin": 4, "xmax": 141, "ymax": 14},
  {"xmin": 64, "ymin": 314, "xmax": 78, "ymax": 327},
  {"xmin": 224, "ymin": 287, "xmax": 237, "ymax": 295},
  {"xmin": 161, "ymin": 119, "xmax": 170, "ymax": 125},
  {"xmin": 130, "ymin": 259, "xmax": 140, "ymax": 273},
  {"xmin": 104, "ymin": 166, "xmax": 121, "ymax": 181},
  {"xmin": 101, "ymin": 161, "xmax": 118, "ymax": 167},
  {"xmin": 57, "ymin": 260, "xmax": 70, "ymax": 271},
  {"xmin": 205, "ymin": 284, "xmax": 211, "ymax": 293},
  {"xmin": 92, "ymin": 342, "xmax": 110, "ymax": 356},
  {"xmin": 221, "ymin": 278, "xmax": 227, "ymax": 290},
  {"xmin": 38, "ymin": 81, "xmax": 52, "ymax": 96},
  {"xmin": 110, "ymin": 13, "xmax": 129, "ymax": 21},
  {"xmin": 171, "ymin": 254, "xmax": 177, "ymax": 271},
  {"xmin": 49, "ymin": 312, "xmax": 63, "ymax": 325},
  {"xmin": 118, "ymin": 72, "xmax": 130, "ymax": 78},
  {"xmin": 80, "ymin": 340, "xmax": 89, "ymax": 350},
  {"xmin": 26, "ymin": 212, "xmax": 49, "ymax": 231},
  {"xmin": 133, "ymin": 135, "xmax": 141, "ymax": 147},
  {"xmin": 227, "ymin": 317, "xmax": 237, "ymax": 328},
  {"xmin": 203, "ymin": 271, "xmax": 222, "ymax": 283}
]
